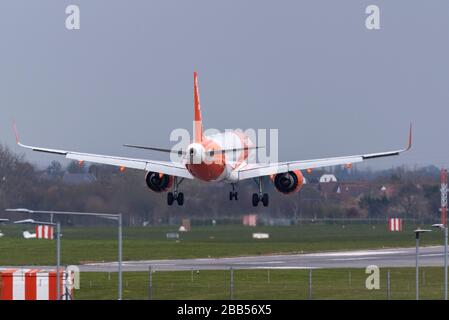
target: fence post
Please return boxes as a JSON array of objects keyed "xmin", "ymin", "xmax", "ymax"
[
  {"xmin": 148, "ymin": 266, "xmax": 153, "ymax": 300},
  {"xmin": 387, "ymin": 269, "xmax": 391, "ymax": 300},
  {"xmin": 423, "ymin": 270, "xmax": 426, "ymax": 287},
  {"xmin": 230, "ymin": 267, "xmax": 234, "ymax": 300},
  {"xmin": 308, "ymin": 269, "xmax": 313, "ymax": 300}
]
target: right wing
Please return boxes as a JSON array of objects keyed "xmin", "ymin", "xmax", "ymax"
[
  {"xmin": 14, "ymin": 125, "xmax": 193, "ymax": 179},
  {"xmin": 237, "ymin": 124, "xmax": 412, "ymax": 181}
]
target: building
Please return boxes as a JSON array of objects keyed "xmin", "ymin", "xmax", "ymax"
[{"xmin": 319, "ymin": 174, "xmax": 338, "ymax": 183}]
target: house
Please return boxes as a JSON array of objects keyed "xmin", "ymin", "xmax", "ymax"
[
  {"xmin": 319, "ymin": 174, "xmax": 338, "ymax": 183},
  {"xmin": 318, "ymin": 181, "xmax": 371, "ymax": 203},
  {"xmin": 379, "ymin": 184, "xmax": 398, "ymax": 198}
]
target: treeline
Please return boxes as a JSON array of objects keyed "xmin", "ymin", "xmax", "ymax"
[{"xmin": 0, "ymin": 144, "xmax": 443, "ymax": 226}]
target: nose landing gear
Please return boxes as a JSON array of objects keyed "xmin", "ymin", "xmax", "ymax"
[
  {"xmin": 167, "ymin": 177, "xmax": 185, "ymax": 206},
  {"xmin": 252, "ymin": 177, "xmax": 269, "ymax": 207},
  {"xmin": 229, "ymin": 183, "xmax": 238, "ymax": 201}
]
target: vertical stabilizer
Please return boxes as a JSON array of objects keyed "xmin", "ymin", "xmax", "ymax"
[{"xmin": 193, "ymin": 71, "xmax": 203, "ymax": 143}]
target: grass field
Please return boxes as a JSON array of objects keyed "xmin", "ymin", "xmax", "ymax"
[
  {"xmin": 0, "ymin": 224, "xmax": 443, "ymax": 265},
  {"xmin": 75, "ymin": 267, "xmax": 447, "ymax": 300}
]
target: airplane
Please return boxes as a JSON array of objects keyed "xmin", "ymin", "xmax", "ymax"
[
  {"xmin": 14, "ymin": 72, "xmax": 412, "ymax": 207},
  {"xmin": 23, "ymin": 230, "xmax": 36, "ymax": 239}
]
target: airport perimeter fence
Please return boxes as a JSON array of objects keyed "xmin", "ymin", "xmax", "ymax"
[{"xmin": 75, "ymin": 267, "xmax": 447, "ymax": 300}]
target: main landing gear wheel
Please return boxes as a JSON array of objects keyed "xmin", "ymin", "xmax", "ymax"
[
  {"xmin": 252, "ymin": 193, "xmax": 269, "ymax": 207},
  {"xmin": 167, "ymin": 177, "xmax": 185, "ymax": 206},
  {"xmin": 177, "ymin": 192, "xmax": 184, "ymax": 206},
  {"xmin": 252, "ymin": 177, "xmax": 269, "ymax": 207},
  {"xmin": 167, "ymin": 192, "xmax": 174, "ymax": 206},
  {"xmin": 167, "ymin": 192, "xmax": 184, "ymax": 206},
  {"xmin": 262, "ymin": 193, "xmax": 269, "ymax": 207},
  {"xmin": 252, "ymin": 193, "xmax": 259, "ymax": 207}
]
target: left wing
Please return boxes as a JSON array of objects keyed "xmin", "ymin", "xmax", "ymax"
[
  {"xmin": 237, "ymin": 124, "xmax": 412, "ymax": 181},
  {"xmin": 14, "ymin": 125, "xmax": 193, "ymax": 179}
]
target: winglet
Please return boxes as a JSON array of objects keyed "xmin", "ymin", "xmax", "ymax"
[
  {"xmin": 406, "ymin": 123, "xmax": 412, "ymax": 151},
  {"xmin": 10, "ymin": 123, "xmax": 68, "ymax": 155},
  {"xmin": 13, "ymin": 121, "xmax": 20, "ymax": 144}
]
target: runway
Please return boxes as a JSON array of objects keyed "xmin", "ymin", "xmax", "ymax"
[
  {"xmin": 3, "ymin": 246, "xmax": 446, "ymax": 272},
  {"xmin": 78, "ymin": 245, "xmax": 448, "ymax": 272}
]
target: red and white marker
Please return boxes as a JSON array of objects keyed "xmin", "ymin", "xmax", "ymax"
[
  {"xmin": 0, "ymin": 269, "xmax": 73, "ymax": 300},
  {"xmin": 388, "ymin": 218, "xmax": 402, "ymax": 232},
  {"xmin": 35, "ymin": 225, "xmax": 54, "ymax": 240},
  {"xmin": 243, "ymin": 214, "xmax": 257, "ymax": 227}
]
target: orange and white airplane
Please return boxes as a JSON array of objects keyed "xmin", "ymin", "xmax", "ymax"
[{"xmin": 15, "ymin": 72, "xmax": 412, "ymax": 207}]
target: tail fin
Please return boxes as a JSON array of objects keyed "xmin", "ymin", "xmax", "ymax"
[{"xmin": 193, "ymin": 71, "xmax": 203, "ymax": 143}]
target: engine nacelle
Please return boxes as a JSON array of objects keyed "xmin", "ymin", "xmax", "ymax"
[
  {"xmin": 145, "ymin": 172, "xmax": 173, "ymax": 192},
  {"xmin": 272, "ymin": 170, "xmax": 304, "ymax": 194}
]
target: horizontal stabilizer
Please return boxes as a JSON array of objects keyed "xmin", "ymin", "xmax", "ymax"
[
  {"xmin": 124, "ymin": 144, "xmax": 264, "ymax": 157},
  {"xmin": 123, "ymin": 144, "xmax": 185, "ymax": 155},
  {"xmin": 207, "ymin": 146, "xmax": 264, "ymax": 157}
]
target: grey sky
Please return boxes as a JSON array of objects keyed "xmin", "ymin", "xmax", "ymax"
[{"xmin": 0, "ymin": 0, "xmax": 448, "ymax": 170}]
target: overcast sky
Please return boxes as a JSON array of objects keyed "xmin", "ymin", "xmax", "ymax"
[{"xmin": 0, "ymin": 0, "xmax": 448, "ymax": 170}]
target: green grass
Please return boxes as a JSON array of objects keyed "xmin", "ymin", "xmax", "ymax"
[
  {"xmin": 0, "ymin": 224, "xmax": 443, "ymax": 265},
  {"xmin": 75, "ymin": 268, "xmax": 447, "ymax": 300}
]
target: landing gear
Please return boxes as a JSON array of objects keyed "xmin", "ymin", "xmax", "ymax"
[
  {"xmin": 167, "ymin": 177, "xmax": 185, "ymax": 206},
  {"xmin": 167, "ymin": 192, "xmax": 174, "ymax": 205},
  {"xmin": 167, "ymin": 192, "xmax": 185, "ymax": 206},
  {"xmin": 177, "ymin": 192, "xmax": 184, "ymax": 206},
  {"xmin": 229, "ymin": 192, "xmax": 238, "ymax": 200},
  {"xmin": 252, "ymin": 193, "xmax": 259, "ymax": 206},
  {"xmin": 229, "ymin": 183, "xmax": 238, "ymax": 200},
  {"xmin": 252, "ymin": 177, "xmax": 269, "ymax": 207},
  {"xmin": 251, "ymin": 193, "xmax": 268, "ymax": 207},
  {"xmin": 262, "ymin": 193, "xmax": 269, "ymax": 207}
]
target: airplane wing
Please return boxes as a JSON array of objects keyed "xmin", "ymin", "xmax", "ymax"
[
  {"xmin": 237, "ymin": 125, "xmax": 412, "ymax": 181},
  {"xmin": 14, "ymin": 126, "xmax": 193, "ymax": 179}
]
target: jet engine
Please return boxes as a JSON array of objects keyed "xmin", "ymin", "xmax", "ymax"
[
  {"xmin": 272, "ymin": 170, "xmax": 304, "ymax": 194},
  {"xmin": 145, "ymin": 172, "xmax": 173, "ymax": 192}
]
